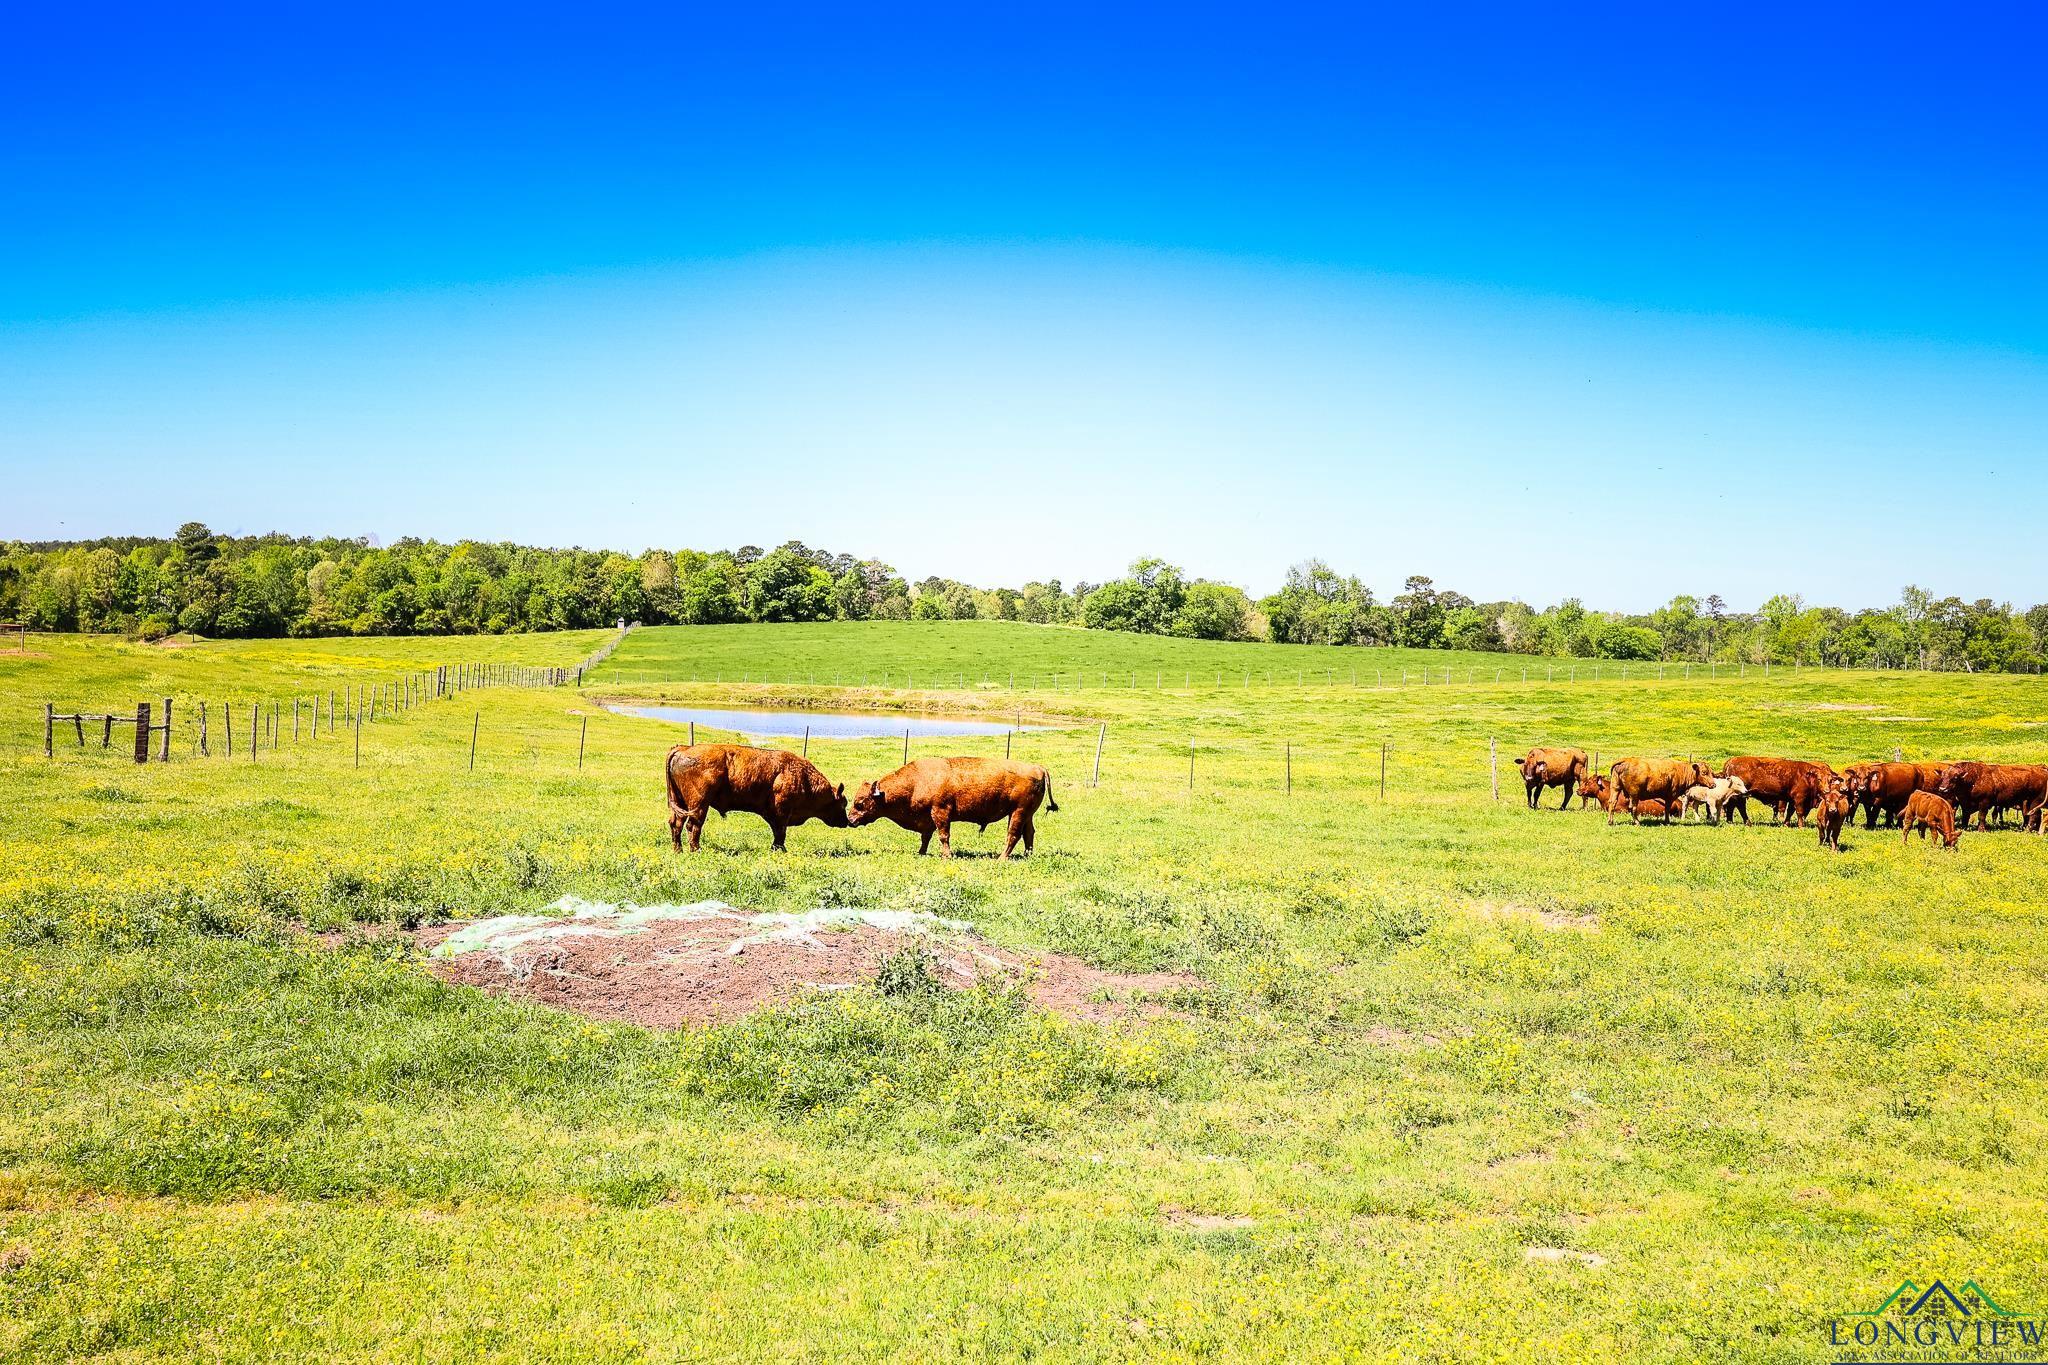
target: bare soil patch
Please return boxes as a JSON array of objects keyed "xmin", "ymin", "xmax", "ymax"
[{"xmin": 416, "ymin": 902, "xmax": 1199, "ymax": 1029}]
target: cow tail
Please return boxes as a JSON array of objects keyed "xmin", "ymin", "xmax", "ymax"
[
  {"xmin": 664, "ymin": 748, "xmax": 686, "ymax": 819},
  {"xmin": 1043, "ymin": 769, "xmax": 1059, "ymax": 813}
]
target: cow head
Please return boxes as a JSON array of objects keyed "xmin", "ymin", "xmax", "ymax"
[
  {"xmin": 1691, "ymin": 760, "xmax": 1715, "ymax": 787},
  {"xmin": 1935, "ymin": 763, "xmax": 1968, "ymax": 798},
  {"xmin": 846, "ymin": 779, "xmax": 887, "ymax": 827},
  {"xmin": 817, "ymin": 781, "xmax": 851, "ymax": 828}
]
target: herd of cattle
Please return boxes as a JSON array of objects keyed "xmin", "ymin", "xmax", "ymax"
[
  {"xmin": 664, "ymin": 742, "xmax": 1056, "ymax": 856},
  {"xmin": 1515, "ymin": 747, "xmax": 2048, "ymax": 851},
  {"xmin": 655, "ymin": 736, "xmax": 2040, "ymax": 857}
]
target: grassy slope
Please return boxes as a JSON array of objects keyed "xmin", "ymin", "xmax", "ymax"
[{"xmin": 2, "ymin": 624, "xmax": 2045, "ymax": 1361}]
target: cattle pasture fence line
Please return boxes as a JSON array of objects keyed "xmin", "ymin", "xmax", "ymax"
[
  {"xmin": 589, "ymin": 654, "xmax": 1957, "ymax": 694},
  {"xmin": 32, "ymin": 642, "xmax": 609, "ymax": 765}
]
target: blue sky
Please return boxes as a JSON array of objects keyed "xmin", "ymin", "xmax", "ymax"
[{"xmin": 4, "ymin": 3, "xmax": 2044, "ymax": 608}]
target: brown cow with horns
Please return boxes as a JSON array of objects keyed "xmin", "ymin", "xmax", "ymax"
[{"xmin": 847, "ymin": 757, "xmax": 1057, "ymax": 857}]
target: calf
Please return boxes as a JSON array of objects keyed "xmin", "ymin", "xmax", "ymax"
[
  {"xmin": 1516, "ymin": 746, "xmax": 1590, "ymax": 809},
  {"xmin": 664, "ymin": 744, "xmax": 848, "ymax": 853},
  {"xmin": 1631, "ymin": 797, "xmax": 1673, "ymax": 824},
  {"xmin": 846, "ymin": 757, "xmax": 1058, "ymax": 857},
  {"xmin": 1577, "ymin": 772, "xmax": 1615, "ymax": 812},
  {"xmin": 1816, "ymin": 782, "xmax": 1851, "ymax": 852},
  {"xmin": 1680, "ymin": 776, "xmax": 1748, "ymax": 824},
  {"xmin": 1900, "ymin": 790, "xmax": 1960, "ymax": 850}
]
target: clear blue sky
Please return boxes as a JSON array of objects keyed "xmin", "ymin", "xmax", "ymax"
[{"xmin": 5, "ymin": 3, "xmax": 2044, "ymax": 609}]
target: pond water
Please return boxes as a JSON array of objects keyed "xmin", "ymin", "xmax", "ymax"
[{"xmin": 604, "ymin": 703, "xmax": 1041, "ymax": 740}]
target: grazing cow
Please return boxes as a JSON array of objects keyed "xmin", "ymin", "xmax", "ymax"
[
  {"xmin": 1607, "ymin": 758, "xmax": 1716, "ymax": 826},
  {"xmin": 664, "ymin": 744, "xmax": 848, "ymax": 853},
  {"xmin": 1516, "ymin": 746, "xmax": 1590, "ymax": 809},
  {"xmin": 1842, "ymin": 761, "xmax": 1945, "ymax": 830},
  {"xmin": 1816, "ymin": 781, "xmax": 1851, "ymax": 852},
  {"xmin": 1631, "ymin": 797, "xmax": 1673, "ymax": 824},
  {"xmin": 1933, "ymin": 761, "xmax": 2048, "ymax": 831},
  {"xmin": 1680, "ymin": 776, "xmax": 1748, "ymax": 824},
  {"xmin": 1900, "ymin": 790, "xmax": 1960, "ymax": 849},
  {"xmin": 846, "ymin": 757, "xmax": 1058, "ymax": 857},
  {"xmin": 1720, "ymin": 756, "xmax": 1838, "ymax": 827}
]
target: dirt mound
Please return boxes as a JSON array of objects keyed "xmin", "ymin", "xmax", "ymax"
[{"xmin": 417, "ymin": 899, "xmax": 1198, "ymax": 1029}]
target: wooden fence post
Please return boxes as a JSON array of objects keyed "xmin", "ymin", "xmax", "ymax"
[
  {"xmin": 1091, "ymin": 723, "xmax": 1106, "ymax": 787},
  {"xmin": 44, "ymin": 702, "xmax": 53, "ymax": 758},
  {"xmin": 470, "ymin": 712, "xmax": 479, "ymax": 771},
  {"xmin": 688, "ymin": 720, "xmax": 696, "ymax": 746},
  {"xmin": 579, "ymin": 715, "xmax": 588, "ymax": 769},
  {"xmin": 161, "ymin": 698, "xmax": 172, "ymax": 762},
  {"xmin": 226, "ymin": 702, "xmax": 234, "ymax": 757},
  {"xmin": 135, "ymin": 702, "xmax": 150, "ymax": 764},
  {"xmin": 199, "ymin": 702, "xmax": 208, "ymax": 756},
  {"xmin": 903, "ymin": 729, "xmax": 911, "ymax": 765}
]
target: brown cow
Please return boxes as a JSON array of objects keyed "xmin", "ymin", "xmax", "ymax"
[
  {"xmin": 1577, "ymin": 772, "xmax": 1616, "ymax": 812},
  {"xmin": 1900, "ymin": 790, "xmax": 1959, "ymax": 849},
  {"xmin": 664, "ymin": 744, "xmax": 848, "ymax": 853},
  {"xmin": 1607, "ymin": 757, "xmax": 1715, "ymax": 826},
  {"xmin": 1631, "ymin": 797, "xmax": 1673, "ymax": 824},
  {"xmin": 1720, "ymin": 756, "xmax": 1837, "ymax": 827},
  {"xmin": 1934, "ymin": 761, "xmax": 2048, "ymax": 831},
  {"xmin": 1816, "ymin": 781, "xmax": 1851, "ymax": 852},
  {"xmin": 1842, "ymin": 761, "xmax": 1944, "ymax": 830},
  {"xmin": 846, "ymin": 757, "xmax": 1058, "ymax": 857},
  {"xmin": 1516, "ymin": 747, "xmax": 1590, "ymax": 810}
]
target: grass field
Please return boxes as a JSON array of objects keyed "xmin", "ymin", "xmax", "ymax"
[{"xmin": 3, "ymin": 623, "xmax": 2045, "ymax": 1361}]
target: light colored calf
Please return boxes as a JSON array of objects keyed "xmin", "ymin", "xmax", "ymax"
[{"xmin": 1682, "ymin": 776, "xmax": 1748, "ymax": 824}]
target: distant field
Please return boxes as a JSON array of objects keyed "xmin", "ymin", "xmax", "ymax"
[
  {"xmin": 590, "ymin": 619, "xmax": 1827, "ymax": 690},
  {"xmin": 2, "ymin": 623, "xmax": 2044, "ymax": 1360}
]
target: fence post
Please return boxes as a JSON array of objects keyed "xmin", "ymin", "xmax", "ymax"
[
  {"xmin": 251, "ymin": 704, "xmax": 259, "ymax": 762},
  {"xmin": 803, "ymin": 724, "xmax": 810, "ymax": 758},
  {"xmin": 1091, "ymin": 723, "xmax": 1106, "ymax": 787},
  {"xmin": 903, "ymin": 729, "xmax": 911, "ymax": 765},
  {"xmin": 470, "ymin": 712, "xmax": 480, "ymax": 771},
  {"xmin": 44, "ymin": 702, "xmax": 53, "ymax": 758},
  {"xmin": 579, "ymin": 715, "xmax": 589, "ymax": 769},
  {"xmin": 689, "ymin": 720, "xmax": 696, "ymax": 746},
  {"xmin": 1490, "ymin": 737, "xmax": 1499, "ymax": 801},
  {"xmin": 135, "ymin": 703, "xmax": 150, "ymax": 763},
  {"xmin": 161, "ymin": 698, "xmax": 172, "ymax": 762}
]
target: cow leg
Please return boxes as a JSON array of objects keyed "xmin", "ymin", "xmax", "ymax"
[
  {"xmin": 934, "ymin": 810, "xmax": 954, "ymax": 857},
  {"xmin": 686, "ymin": 808, "xmax": 706, "ymax": 853},
  {"xmin": 768, "ymin": 821, "xmax": 787, "ymax": 852},
  {"xmin": 1020, "ymin": 816, "xmax": 1036, "ymax": 853},
  {"xmin": 1558, "ymin": 782, "xmax": 1573, "ymax": 811},
  {"xmin": 669, "ymin": 807, "xmax": 685, "ymax": 852},
  {"xmin": 1001, "ymin": 809, "xmax": 1026, "ymax": 859},
  {"xmin": 916, "ymin": 829, "xmax": 933, "ymax": 855}
]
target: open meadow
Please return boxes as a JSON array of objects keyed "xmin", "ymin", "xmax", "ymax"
[{"xmin": 3, "ymin": 621, "xmax": 2046, "ymax": 1361}]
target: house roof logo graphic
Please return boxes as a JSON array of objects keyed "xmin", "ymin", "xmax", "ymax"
[{"xmin": 1846, "ymin": 1280, "xmax": 2018, "ymax": 1319}]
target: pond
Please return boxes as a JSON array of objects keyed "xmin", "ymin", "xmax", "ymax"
[{"xmin": 603, "ymin": 703, "xmax": 1043, "ymax": 740}]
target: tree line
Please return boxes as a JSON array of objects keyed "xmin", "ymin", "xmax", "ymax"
[{"xmin": 4, "ymin": 525, "xmax": 2043, "ymax": 672}]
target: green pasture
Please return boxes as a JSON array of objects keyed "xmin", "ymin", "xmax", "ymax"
[{"xmin": 1, "ymin": 625, "xmax": 2044, "ymax": 1361}]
